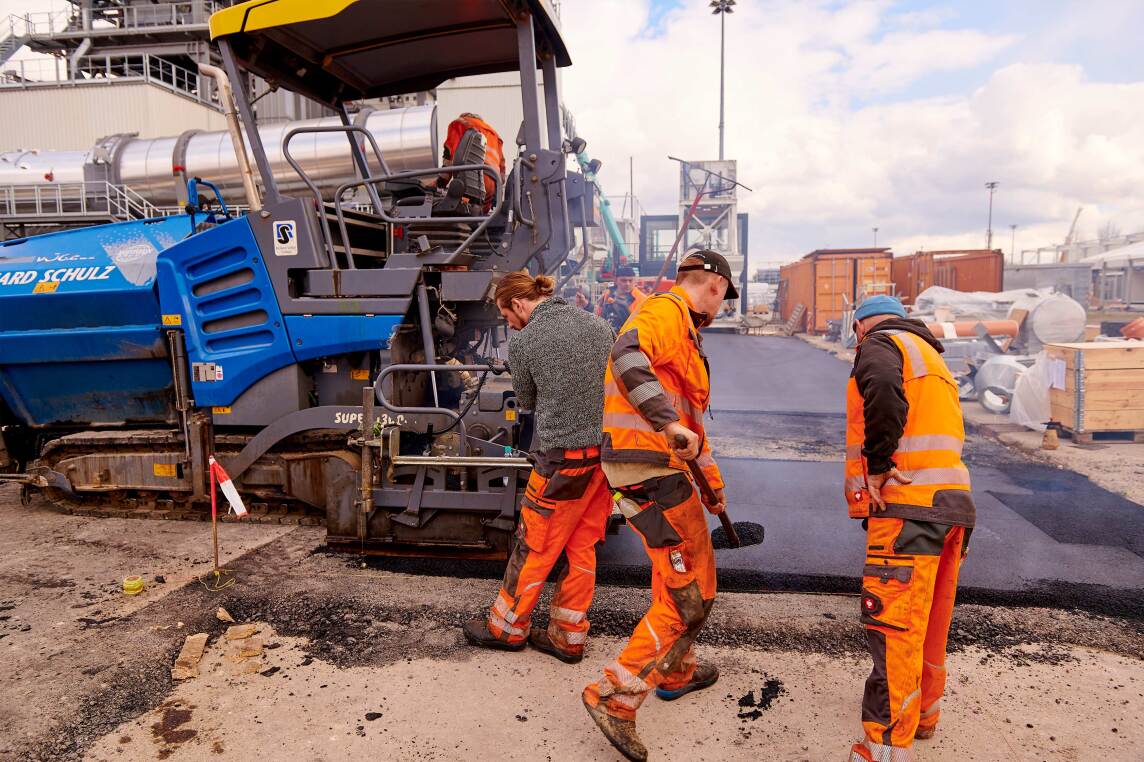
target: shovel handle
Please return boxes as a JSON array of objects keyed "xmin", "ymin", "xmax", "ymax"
[{"xmin": 673, "ymin": 434, "xmax": 740, "ymax": 548}]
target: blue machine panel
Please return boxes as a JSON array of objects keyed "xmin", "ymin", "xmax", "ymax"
[
  {"xmin": 285, "ymin": 314, "xmax": 401, "ymax": 362},
  {"xmin": 156, "ymin": 217, "xmax": 295, "ymax": 408},
  {"xmin": 0, "ymin": 216, "xmax": 191, "ymax": 425}
]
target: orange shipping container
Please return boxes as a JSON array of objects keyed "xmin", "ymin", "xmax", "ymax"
[
  {"xmin": 893, "ymin": 249, "xmax": 1003, "ymax": 304},
  {"xmin": 779, "ymin": 249, "xmax": 894, "ymax": 333}
]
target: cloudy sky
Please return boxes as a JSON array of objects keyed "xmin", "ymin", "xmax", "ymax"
[
  {"xmin": 4, "ymin": 0, "xmax": 1143, "ymax": 264},
  {"xmin": 555, "ymin": 0, "xmax": 1144, "ymax": 263}
]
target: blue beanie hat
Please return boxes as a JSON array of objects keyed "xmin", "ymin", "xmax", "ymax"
[{"xmin": 854, "ymin": 295, "xmax": 906, "ymax": 321}]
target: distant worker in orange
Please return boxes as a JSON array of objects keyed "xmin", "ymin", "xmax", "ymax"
[
  {"xmin": 463, "ymin": 271, "xmax": 616, "ymax": 663},
  {"xmin": 597, "ymin": 265, "xmax": 640, "ymax": 332},
  {"xmin": 845, "ymin": 295, "xmax": 976, "ymax": 762},
  {"xmin": 582, "ymin": 249, "xmax": 738, "ymax": 762},
  {"xmin": 439, "ymin": 112, "xmax": 505, "ymax": 210}
]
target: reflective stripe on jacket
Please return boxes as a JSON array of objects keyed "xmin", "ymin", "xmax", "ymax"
[
  {"xmin": 845, "ymin": 328, "xmax": 975, "ymax": 526},
  {"xmin": 602, "ymin": 287, "xmax": 723, "ymax": 490}
]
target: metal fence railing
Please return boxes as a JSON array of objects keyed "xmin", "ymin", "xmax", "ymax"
[
  {"xmin": 0, "ymin": 181, "xmax": 161, "ymax": 221},
  {"xmin": 4, "ymin": 2, "xmax": 221, "ymax": 39},
  {"xmin": 0, "ymin": 52, "xmax": 220, "ymax": 110}
]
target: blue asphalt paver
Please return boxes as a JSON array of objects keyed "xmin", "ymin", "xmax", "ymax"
[{"xmin": 598, "ymin": 334, "xmax": 1144, "ymax": 596}]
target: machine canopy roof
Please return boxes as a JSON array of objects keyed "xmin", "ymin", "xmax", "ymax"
[{"xmin": 209, "ymin": 0, "xmax": 570, "ymax": 106}]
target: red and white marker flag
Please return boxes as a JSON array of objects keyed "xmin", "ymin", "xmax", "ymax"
[{"xmin": 209, "ymin": 455, "xmax": 247, "ymax": 518}]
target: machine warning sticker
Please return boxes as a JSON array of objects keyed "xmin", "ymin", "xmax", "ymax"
[
  {"xmin": 505, "ymin": 409, "xmax": 517, "ymax": 421},
  {"xmin": 33, "ymin": 281, "xmax": 60, "ymax": 294},
  {"xmin": 273, "ymin": 220, "xmax": 298, "ymax": 256},
  {"xmin": 212, "ymin": 406, "xmax": 232, "ymax": 415},
  {"xmin": 153, "ymin": 463, "xmax": 178, "ymax": 478},
  {"xmin": 350, "ymin": 369, "xmax": 370, "ymax": 381},
  {"xmin": 162, "ymin": 314, "xmax": 183, "ymax": 326}
]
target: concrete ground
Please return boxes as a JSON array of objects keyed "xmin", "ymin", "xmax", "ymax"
[{"xmin": 1, "ymin": 499, "xmax": 1141, "ymax": 762}]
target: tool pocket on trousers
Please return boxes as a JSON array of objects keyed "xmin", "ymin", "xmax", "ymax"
[
  {"xmin": 628, "ymin": 503, "xmax": 684, "ymax": 549},
  {"xmin": 518, "ymin": 506, "xmax": 551, "ymax": 553},
  {"xmin": 860, "ymin": 562, "xmax": 914, "ymax": 631}
]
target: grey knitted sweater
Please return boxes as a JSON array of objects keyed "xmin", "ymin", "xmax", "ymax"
[{"xmin": 508, "ymin": 297, "xmax": 615, "ymax": 451}]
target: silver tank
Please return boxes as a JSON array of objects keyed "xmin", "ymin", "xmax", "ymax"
[{"xmin": 0, "ymin": 105, "xmax": 438, "ymax": 208}]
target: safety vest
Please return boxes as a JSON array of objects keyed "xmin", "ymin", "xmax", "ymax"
[
  {"xmin": 602, "ymin": 289, "xmax": 722, "ymax": 489},
  {"xmin": 844, "ymin": 328, "xmax": 975, "ymax": 526}
]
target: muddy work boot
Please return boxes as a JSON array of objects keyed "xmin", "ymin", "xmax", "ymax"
[
  {"xmin": 582, "ymin": 694, "xmax": 647, "ymax": 762},
  {"xmin": 462, "ymin": 617, "xmax": 525, "ymax": 652},
  {"xmin": 655, "ymin": 663, "xmax": 719, "ymax": 701},
  {"xmin": 914, "ymin": 725, "xmax": 936, "ymax": 740},
  {"xmin": 528, "ymin": 626, "xmax": 583, "ymax": 664}
]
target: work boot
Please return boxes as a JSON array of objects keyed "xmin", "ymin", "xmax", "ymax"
[
  {"xmin": 655, "ymin": 663, "xmax": 719, "ymax": 701},
  {"xmin": 462, "ymin": 617, "xmax": 525, "ymax": 652},
  {"xmin": 582, "ymin": 694, "xmax": 647, "ymax": 762},
  {"xmin": 914, "ymin": 724, "xmax": 936, "ymax": 740},
  {"xmin": 528, "ymin": 626, "xmax": 582, "ymax": 664}
]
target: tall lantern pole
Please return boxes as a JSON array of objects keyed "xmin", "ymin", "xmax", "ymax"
[{"xmin": 711, "ymin": 0, "xmax": 735, "ymax": 160}]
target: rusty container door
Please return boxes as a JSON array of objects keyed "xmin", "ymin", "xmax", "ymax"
[
  {"xmin": 856, "ymin": 253, "xmax": 894, "ymax": 302},
  {"xmin": 936, "ymin": 250, "xmax": 1003, "ymax": 292},
  {"xmin": 780, "ymin": 258, "xmax": 815, "ymax": 326},
  {"xmin": 813, "ymin": 256, "xmax": 851, "ymax": 333}
]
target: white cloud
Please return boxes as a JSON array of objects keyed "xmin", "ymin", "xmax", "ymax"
[{"xmin": 558, "ymin": 0, "xmax": 1144, "ymax": 263}]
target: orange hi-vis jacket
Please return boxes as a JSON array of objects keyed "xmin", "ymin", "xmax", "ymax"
[
  {"xmin": 442, "ymin": 114, "xmax": 505, "ymax": 205},
  {"xmin": 603, "ymin": 287, "xmax": 723, "ymax": 490},
  {"xmin": 845, "ymin": 327, "xmax": 975, "ymax": 526}
]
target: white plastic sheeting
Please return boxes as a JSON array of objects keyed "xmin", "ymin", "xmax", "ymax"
[
  {"xmin": 913, "ymin": 286, "xmax": 1050, "ymax": 321},
  {"xmin": 1009, "ymin": 351, "xmax": 1053, "ymax": 431}
]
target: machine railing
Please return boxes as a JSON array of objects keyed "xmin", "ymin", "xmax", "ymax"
[
  {"xmin": 282, "ymin": 124, "xmax": 391, "ymax": 268},
  {"xmin": 0, "ymin": 52, "xmax": 219, "ymax": 110},
  {"xmin": 332, "ymin": 164, "xmax": 504, "ymax": 265},
  {"xmin": 374, "ymin": 363, "xmax": 504, "ymax": 456}
]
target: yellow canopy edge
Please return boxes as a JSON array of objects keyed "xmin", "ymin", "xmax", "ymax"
[{"xmin": 209, "ymin": 0, "xmax": 360, "ymax": 40}]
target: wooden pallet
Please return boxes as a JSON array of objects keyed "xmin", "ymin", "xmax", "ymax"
[
  {"xmin": 782, "ymin": 303, "xmax": 806, "ymax": 336},
  {"xmin": 1060, "ymin": 427, "xmax": 1144, "ymax": 445}
]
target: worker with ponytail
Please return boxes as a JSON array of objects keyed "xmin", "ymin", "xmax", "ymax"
[{"xmin": 464, "ymin": 270, "xmax": 617, "ymax": 665}]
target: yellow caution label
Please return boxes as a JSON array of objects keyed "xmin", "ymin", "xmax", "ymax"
[
  {"xmin": 505, "ymin": 409, "xmax": 517, "ymax": 422},
  {"xmin": 33, "ymin": 281, "xmax": 59, "ymax": 294},
  {"xmin": 153, "ymin": 463, "xmax": 177, "ymax": 478},
  {"xmin": 350, "ymin": 369, "xmax": 370, "ymax": 381},
  {"xmin": 162, "ymin": 314, "xmax": 182, "ymax": 326},
  {"xmin": 212, "ymin": 406, "xmax": 232, "ymax": 415}
]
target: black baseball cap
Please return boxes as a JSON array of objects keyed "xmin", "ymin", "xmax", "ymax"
[{"xmin": 677, "ymin": 249, "xmax": 739, "ymax": 299}]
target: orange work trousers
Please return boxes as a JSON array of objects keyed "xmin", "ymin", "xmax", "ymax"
[
  {"xmin": 486, "ymin": 447, "xmax": 612, "ymax": 653},
  {"xmin": 857, "ymin": 516, "xmax": 970, "ymax": 759},
  {"xmin": 583, "ymin": 472, "xmax": 716, "ymax": 721}
]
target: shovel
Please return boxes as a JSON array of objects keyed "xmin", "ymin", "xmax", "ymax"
[{"xmin": 673, "ymin": 434, "xmax": 741, "ymax": 548}]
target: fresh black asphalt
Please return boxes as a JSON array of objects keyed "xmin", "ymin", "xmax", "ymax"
[{"xmin": 597, "ymin": 334, "xmax": 1144, "ymax": 612}]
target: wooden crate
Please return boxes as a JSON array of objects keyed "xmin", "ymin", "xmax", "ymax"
[{"xmin": 1045, "ymin": 342, "xmax": 1144, "ymax": 436}]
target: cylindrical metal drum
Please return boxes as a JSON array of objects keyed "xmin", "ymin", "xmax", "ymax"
[{"xmin": 0, "ymin": 104, "xmax": 438, "ymax": 208}]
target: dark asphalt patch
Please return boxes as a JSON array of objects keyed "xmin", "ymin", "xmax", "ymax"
[
  {"xmin": 712, "ymin": 521, "xmax": 765, "ymax": 549},
  {"xmin": 988, "ymin": 489, "xmax": 1144, "ymax": 558},
  {"xmin": 737, "ymin": 676, "xmax": 786, "ymax": 720}
]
